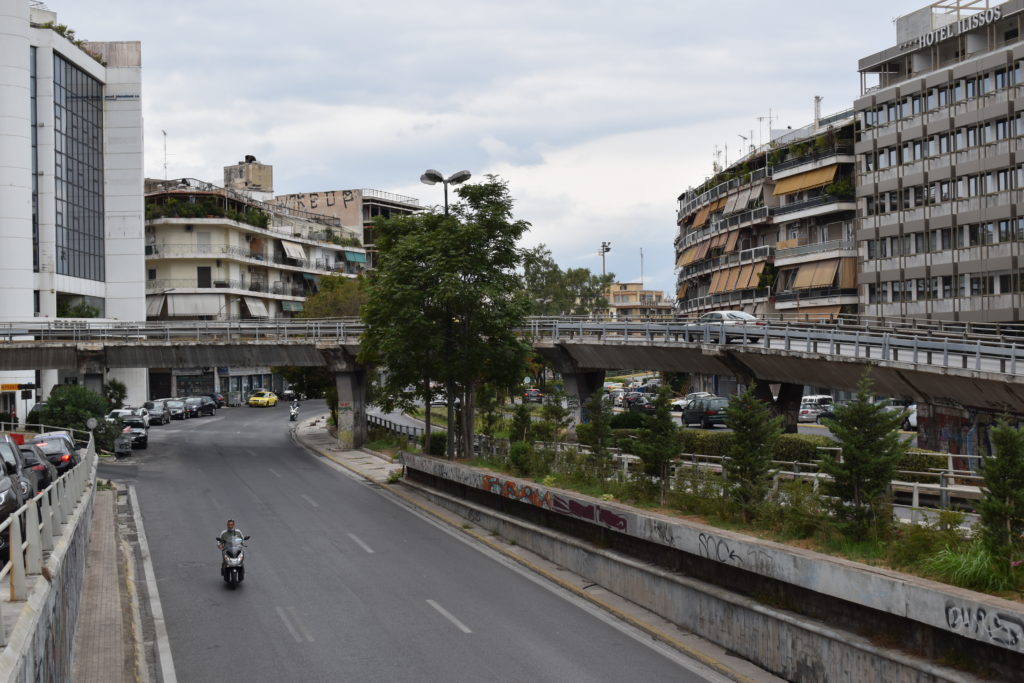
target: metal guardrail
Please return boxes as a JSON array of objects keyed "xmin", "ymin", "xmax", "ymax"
[{"xmin": 0, "ymin": 433, "xmax": 95, "ymax": 646}]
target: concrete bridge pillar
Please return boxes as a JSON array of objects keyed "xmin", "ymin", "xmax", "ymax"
[
  {"xmin": 753, "ymin": 380, "xmax": 803, "ymax": 434},
  {"xmin": 334, "ymin": 370, "xmax": 368, "ymax": 450},
  {"xmin": 561, "ymin": 370, "xmax": 606, "ymax": 424}
]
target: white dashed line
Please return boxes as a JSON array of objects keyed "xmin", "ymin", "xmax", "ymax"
[
  {"xmin": 301, "ymin": 494, "xmax": 319, "ymax": 508},
  {"xmin": 275, "ymin": 606, "xmax": 303, "ymax": 643},
  {"xmin": 347, "ymin": 533, "xmax": 374, "ymax": 554},
  {"xmin": 426, "ymin": 599, "xmax": 472, "ymax": 634},
  {"xmin": 267, "ymin": 468, "xmax": 282, "ymax": 478}
]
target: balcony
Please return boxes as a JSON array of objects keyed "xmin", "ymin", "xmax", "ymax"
[
  {"xmin": 680, "ymin": 245, "xmax": 775, "ymax": 279},
  {"xmin": 145, "ymin": 243, "xmax": 364, "ymax": 276},
  {"xmin": 775, "ymin": 194, "xmax": 854, "ymax": 217},
  {"xmin": 146, "ymin": 278, "xmax": 307, "ymax": 297},
  {"xmin": 774, "ymin": 287, "xmax": 858, "ymax": 303},
  {"xmin": 770, "ymin": 144, "xmax": 854, "ymax": 174},
  {"xmin": 775, "ymin": 238, "xmax": 856, "ymax": 262}
]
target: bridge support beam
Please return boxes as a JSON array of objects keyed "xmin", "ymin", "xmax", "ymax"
[
  {"xmin": 562, "ymin": 369, "xmax": 606, "ymax": 424},
  {"xmin": 753, "ymin": 380, "xmax": 803, "ymax": 434},
  {"xmin": 321, "ymin": 346, "xmax": 369, "ymax": 451}
]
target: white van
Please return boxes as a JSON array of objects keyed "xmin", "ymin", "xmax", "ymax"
[{"xmin": 802, "ymin": 395, "xmax": 834, "ymax": 409}]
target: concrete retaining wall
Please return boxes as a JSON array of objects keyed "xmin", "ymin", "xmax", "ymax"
[
  {"xmin": 402, "ymin": 453, "xmax": 1024, "ymax": 681},
  {"xmin": 0, "ymin": 486, "xmax": 94, "ymax": 682}
]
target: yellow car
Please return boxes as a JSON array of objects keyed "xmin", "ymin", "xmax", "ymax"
[{"xmin": 247, "ymin": 390, "xmax": 278, "ymax": 407}]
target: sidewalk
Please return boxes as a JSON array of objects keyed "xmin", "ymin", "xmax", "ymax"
[{"xmin": 291, "ymin": 414, "xmax": 403, "ymax": 483}]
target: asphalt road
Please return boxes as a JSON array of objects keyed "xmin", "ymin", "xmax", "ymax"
[{"xmin": 100, "ymin": 406, "xmax": 731, "ymax": 682}]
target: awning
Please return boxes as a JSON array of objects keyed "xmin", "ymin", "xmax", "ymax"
[
  {"xmin": 695, "ymin": 240, "xmax": 712, "ymax": 261},
  {"xmin": 723, "ymin": 194, "xmax": 740, "ymax": 215},
  {"xmin": 301, "ymin": 273, "xmax": 320, "ymax": 282},
  {"xmin": 676, "ymin": 283, "xmax": 689, "ymax": 299},
  {"xmin": 732, "ymin": 188, "xmax": 751, "ymax": 214},
  {"xmin": 281, "ymin": 301, "xmax": 304, "ymax": 312},
  {"xmin": 724, "ymin": 267, "xmax": 741, "ymax": 292},
  {"xmin": 145, "ymin": 295, "xmax": 165, "ymax": 317},
  {"xmin": 772, "ymin": 165, "xmax": 838, "ymax": 196},
  {"xmin": 677, "ymin": 247, "xmax": 697, "ymax": 267},
  {"xmin": 166, "ymin": 294, "xmax": 222, "ymax": 317},
  {"xmin": 793, "ymin": 305, "xmax": 842, "ymax": 320},
  {"xmin": 792, "ymin": 264, "xmax": 816, "ymax": 289},
  {"xmin": 745, "ymin": 186, "xmax": 762, "ymax": 209},
  {"xmin": 839, "ymin": 258, "xmax": 858, "ymax": 288},
  {"xmin": 748, "ymin": 262, "xmax": 766, "ymax": 288},
  {"xmin": 809, "ymin": 259, "xmax": 840, "ymax": 288},
  {"xmin": 243, "ymin": 296, "xmax": 269, "ymax": 318},
  {"xmin": 708, "ymin": 270, "xmax": 724, "ymax": 294},
  {"xmin": 775, "ymin": 238, "xmax": 800, "ymax": 250},
  {"xmin": 343, "ymin": 250, "xmax": 368, "ymax": 263},
  {"xmin": 281, "ymin": 240, "xmax": 306, "ymax": 260},
  {"xmin": 736, "ymin": 264, "xmax": 754, "ymax": 289},
  {"xmin": 723, "ymin": 230, "xmax": 740, "ymax": 253},
  {"xmin": 692, "ymin": 205, "xmax": 712, "ymax": 229}
]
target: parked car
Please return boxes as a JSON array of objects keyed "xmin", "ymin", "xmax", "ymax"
[
  {"xmin": 883, "ymin": 403, "xmax": 918, "ymax": 431},
  {"xmin": 682, "ymin": 396, "xmax": 730, "ymax": 429},
  {"xmin": 247, "ymin": 390, "xmax": 278, "ymax": 407},
  {"xmin": 27, "ymin": 432, "xmax": 79, "ymax": 474},
  {"xmin": 184, "ymin": 397, "xmax": 215, "ymax": 417},
  {"xmin": 798, "ymin": 402, "xmax": 821, "ymax": 423},
  {"xmin": 206, "ymin": 393, "xmax": 226, "ymax": 408},
  {"xmin": 671, "ymin": 392, "xmax": 714, "ymax": 412},
  {"xmin": 690, "ymin": 310, "xmax": 765, "ymax": 343},
  {"xmin": 105, "ymin": 406, "xmax": 150, "ymax": 428},
  {"xmin": 628, "ymin": 395, "xmax": 657, "ymax": 415},
  {"xmin": 522, "ymin": 388, "xmax": 544, "ymax": 404},
  {"xmin": 196, "ymin": 396, "xmax": 218, "ymax": 415},
  {"xmin": 0, "ymin": 436, "xmax": 32, "ymax": 503},
  {"xmin": 164, "ymin": 399, "xmax": 187, "ymax": 420},
  {"xmin": 18, "ymin": 443, "xmax": 58, "ymax": 492},
  {"xmin": 144, "ymin": 400, "xmax": 171, "ymax": 425},
  {"xmin": 119, "ymin": 415, "xmax": 149, "ymax": 449}
]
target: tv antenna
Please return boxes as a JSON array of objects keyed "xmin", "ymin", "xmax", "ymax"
[{"xmin": 756, "ymin": 109, "xmax": 778, "ymax": 148}]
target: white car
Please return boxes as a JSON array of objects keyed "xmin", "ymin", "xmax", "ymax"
[
  {"xmin": 105, "ymin": 407, "xmax": 150, "ymax": 428},
  {"xmin": 689, "ymin": 311, "xmax": 766, "ymax": 343}
]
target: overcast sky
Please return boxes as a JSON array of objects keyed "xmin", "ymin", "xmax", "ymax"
[{"xmin": 59, "ymin": 0, "xmax": 928, "ymax": 296}]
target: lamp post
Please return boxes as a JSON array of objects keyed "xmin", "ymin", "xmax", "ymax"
[
  {"xmin": 419, "ymin": 169, "xmax": 472, "ymax": 215},
  {"xmin": 599, "ymin": 241, "xmax": 611, "ymax": 277}
]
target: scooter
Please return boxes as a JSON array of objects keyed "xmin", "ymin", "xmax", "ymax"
[
  {"xmin": 217, "ymin": 534, "xmax": 250, "ymax": 589},
  {"xmin": 289, "ymin": 404, "xmax": 299, "ymax": 421}
]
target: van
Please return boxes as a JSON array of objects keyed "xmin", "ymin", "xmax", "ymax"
[{"xmin": 802, "ymin": 395, "xmax": 834, "ymax": 409}]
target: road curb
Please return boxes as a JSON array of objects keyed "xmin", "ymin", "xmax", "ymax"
[{"xmin": 292, "ymin": 427, "xmax": 754, "ymax": 682}]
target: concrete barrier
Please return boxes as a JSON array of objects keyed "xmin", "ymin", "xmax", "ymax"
[{"xmin": 402, "ymin": 452, "xmax": 1023, "ymax": 682}]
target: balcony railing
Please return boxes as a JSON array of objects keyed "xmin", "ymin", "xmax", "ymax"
[
  {"xmin": 775, "ymin": 287, "xmax": 858, "ymax": 303},
  {"xmin": 775, "ymin": 239, "xmax": 856, "ymax": 260},
  {"xmin": 775, "ymin": 194, "xmax": 854, "ymax": 216},
  {"xmin": 145, "ymin": 278, "xmax": 308, "ymax": 297},
  {"xmin": 145, "ymin": 243, "xmax": 365, "ymax": 276},
  {"xmin": 771, "ymin": 144, "xmax": 854, "ymax": 174},
  {"xmin": 680, "ymin": 245, "xmax": 776, "ymax": 279}
]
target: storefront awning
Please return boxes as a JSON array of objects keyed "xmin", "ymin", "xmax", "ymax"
[
  {"xmin": 145, "ymin": 295, "xmax": 165, "ymax": 317},
  {"xmin": 281, "ymin": 301, "xmax": 304, "ymax": 312},
  {"xmin": 243, "ymin": 296, "xmax": 269, "ymax": 318},
  {"xmin": 166, "ymin": 294, "xmax": 222, "ymax": 317},
  {"xmin": 343, "ymin": 250, "xmax": 368, "ymax": 263},
  {"xmin": 772, "ymin": 165, "xmax": 839, "ymax": 196},
  {"xmin": 281, "ymin": 240, "xmax": 306, "ymax": 260}
]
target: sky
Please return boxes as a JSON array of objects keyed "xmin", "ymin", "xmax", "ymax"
[{"xmin": 56, "ymin": 0, "xmax": 929, "ymax": 297}]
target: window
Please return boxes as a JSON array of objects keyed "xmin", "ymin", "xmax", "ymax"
[
  {"xmin": 867, "ymin": 240, "xmax": 878, "ymax": 259},
  {"xmin": 147, "ymin": 269, "xmax": 156, "ymax": 280},
  {"xmin": 914, "ymin": 233, "xmax": 926, "ymax": 253},
  {"xmin": 863, "ymin": 153, "xmax": 875, "ymax": 172},
  {"xmin": 942, "ymin": 276, "xmax": 953, "ymax": 298},
  {"xmin": 995, "ymin": 69, "xmax": 1007, "ymax": 90},
  {"xmin": 999, "ymin": 220, "xmax": 1013, "ymax": 242},
  {"xmin": 938, "ymin": 87, "xmax": 949, "ymax": 107},
  {"xmin": 940, "ymin": 180, "xmax": 951, "ymax": 201},
  {"xmin": 912, "ymin": 95, "xmax": 922, "ymax": 115}
]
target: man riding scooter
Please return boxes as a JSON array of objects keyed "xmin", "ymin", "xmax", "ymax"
[
  {"xmin": 289, "ymin": 399, "xmax": 299, "ymax": 422},
  {"xmin": 217, "ymin": 519, "xmax": 250, "ymax": 587}
]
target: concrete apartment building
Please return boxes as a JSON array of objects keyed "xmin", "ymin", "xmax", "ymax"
[
  {"xmin": 143, "ymin": 158, "xmax": 370, "ymax": 398},
  {"xmin": 604, "ymin": 282, "xmax": 674, "ymax": 319},
  {"xmin": 857, "ymin": 0, "xmax": 1024, "ymax": 323},
  {"xmin": 675, "ymin": 112, "xmax": 858, "ymax": 320},
  {"xmin": 0, "ymin": 0, "xmax": 146, "ymax": 414}
]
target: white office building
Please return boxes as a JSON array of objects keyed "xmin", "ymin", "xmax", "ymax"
[{"xmin": 0, "ymin": 0, "xmax": 146, "ymax": 415}]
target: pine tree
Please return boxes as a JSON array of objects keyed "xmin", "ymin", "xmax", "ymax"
[
  {"xmin": 635, "ymin": 386, "xmax": 680, "ymax": 505},
  {"xmin": 818, "ymin": 371, "xmax": 906, "ymax": 540},
  {"xmin": 978, "ymin": 420, "xmax": 1024, "ymax": 574},
  {"xmin": 723, "ymin": 385, "xmax": 782, "ymax": 522}
]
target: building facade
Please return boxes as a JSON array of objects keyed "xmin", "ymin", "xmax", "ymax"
[
  {"xmin": 143, "ymin": 160, "xmax": 370, "ymax": 399},
  {"xmin": 675, "ymin": 112, "xmax": 858, "ymax": 321},
  {"xmin": 0, "ymin": 1, "xmax": 146, "ymax": 414},
  {"xmin": 857, "ymin": 0, "xmax": 1024, "ymax": 322},
  {"xmin": 604, "ymin": 282, "xmax": 674, "ymax": 319}
]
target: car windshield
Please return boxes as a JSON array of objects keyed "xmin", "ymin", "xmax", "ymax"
[
  {"xmin": 166, "ymin": 400, "xmax": 184, "ymax": 408},
  {"xmin": 122, "ymin": 418, "xmax": 145, "ymax": 427},
  {"xmin": 708, "ymin": 399, "xmax": 729, "ymax": 408},
  {"xmin": 32, "ymin": 440, "xmax": 70, "ymax": 456},
  {"xmin": 185, "ymin": 398, "xmax": 201, "ymax": 405}
]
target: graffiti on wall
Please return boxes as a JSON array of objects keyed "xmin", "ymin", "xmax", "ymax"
[
  {"xmin": 279, "ymin": 191, "xmax": 338, "ymax": 212},
  {"xmin": 945, "ymin": 601, "xmax": 1024, "ymax": 651},
  {"xmin": 551, "ymin": 494, "xmax": 629, "ymax": 532},
  {"xmin": 482, "ymin": 475, "xmax": 553, "ymax": 510}
]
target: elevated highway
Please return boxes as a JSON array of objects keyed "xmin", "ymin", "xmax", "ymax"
[{"xmin": 1, "ymin": 315, "xmax": 1023, "ymax": 443}]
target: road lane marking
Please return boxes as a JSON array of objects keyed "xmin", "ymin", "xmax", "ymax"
[
  {"xmin": 267, "ymin": 468, "xmax": 282, "ymax": 478},
  {"xmin": 347, "ymin": 533, "xmax": 374, "ymax": 554},
  {"xmin": 287, "ymin": 607, "xmax": 316, "ymax": 642},
  {"xmin": 426, "ymin": 599, "xmax": 472, "ymax": 634},
  {"xmin": 129, "ymin": 486, "xmax": 179, "ymax": 683},
  {"xmin": 301, "ymin": 494, "xmax": 319, "ymax": 508},
  {"xmin": 275, "ymin": 606, "xmax": 304, "ymax": 643}
]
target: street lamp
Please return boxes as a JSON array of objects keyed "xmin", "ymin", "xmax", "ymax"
[
  {"xmin": 419, "ymin": 169, "xmax": 472, "ymax": 215},
  {"xmin": 599, "ymin": 241, "xmax": 611, "ymax": 277}
]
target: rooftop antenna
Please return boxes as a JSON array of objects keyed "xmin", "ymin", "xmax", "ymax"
[
  {"xmin": 640, "ymin": 247, "xmax": 644, "ymax": 288},
  {"xmin": 162, "ymin": 130, "xmax": 168, "ymax": 180},
  {"xmin": 756, "ymin": 108, "xmax": 778, "ymax": 149}
]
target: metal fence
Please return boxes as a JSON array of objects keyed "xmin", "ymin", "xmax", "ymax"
[{"xmin": 0, "ymin": 432, "xmax": 96, "ymax": 646}]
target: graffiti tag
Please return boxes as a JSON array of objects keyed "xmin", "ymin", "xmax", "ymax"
[
  {"xmin": 698, "ymin": 532, "xmax": 743, "ymax": 565},
  {"xmin": 945, "ymin": 602, "xmax": 1024, "ymax": 651}
]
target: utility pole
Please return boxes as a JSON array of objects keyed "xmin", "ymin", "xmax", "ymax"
[
  {"xmin": 599, "ymin": 241, "xmax": 611, "ymax": 277},
  {"xmin": 162, "ymin": 130, "xmax": 168, "ymax": 179}
]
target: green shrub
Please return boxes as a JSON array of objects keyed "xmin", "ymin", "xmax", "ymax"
[
  {"xmin": 422, "ymin": 430, "xmax": 447, "ymax": 457},
  {"xmin": 610, "ymin": 412, "xmax": 644, "ymax": 429},
  {"xmin": 755, "ymin": 479, "xmax": 827, "ymax": 539},
  {"xmin": 509, "ymin": 441, "xmax": 532, "ymax": 476},
  {"xmin": 889, "ymin": 514, "xmax": 966, "ymax": 571},
  {"xmin": 684, "ymin": 430, "xmax": 734, "ymax": 458},
  {"xmin": 923, "ymin": 541, "xmax": 1017, "ymax": 592},
  {"xmin": 897, "ymin": 449, "xmax": 944, "ymax": 483},
  {"xmin": 774, "ymin": 434, "xmax": 833, "ymax": 462}
]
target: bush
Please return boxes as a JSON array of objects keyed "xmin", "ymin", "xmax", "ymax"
[
  {"xmin": 775, "ymin": 434, "xmax": 834, "ymax": 462},
  {"xmin": 509, "ymin": 441, "xmax": 532, "ymax": 476},
  {"xmin": 923, "ymin": 541, "xmax": 1018, "ymax": 593},
  {"xmin": 422, "ymin": 430, "xmax": 447, "ymax": 457},
  {"xmin": 755, "ymin": 479, "xmax": 827, "ymax": 539},
  {"xmin": 897, "ymin": 449, "xmax": 944, "ymax": 483},
  {"xmin": 680, "ymin": 430, "xmax": 733, "ymax": 458},
  {"xmin": 610, "ymin": 411, "xmax": 644, "ymax": 429}
]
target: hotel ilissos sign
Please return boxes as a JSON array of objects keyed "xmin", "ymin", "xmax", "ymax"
[{"xmin": 900, "ymin": 7, "xmax": 1003, "ymax": 50}]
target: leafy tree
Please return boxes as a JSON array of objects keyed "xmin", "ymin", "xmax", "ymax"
[
  {"xmin": 522, "ymin": 244, "xmax": 614, "ymax": 316},
  {"xmin": 362, "ymin": 176, "xmax": 531, "ymax": 459},
  {"xmin": 635, "ymin": 386, "xmax": 680, "ymax": 504},
  {"xmin": 723, "ymin": 385, "xmax": 782, "ymax": 522},
  {"xmin": 37, "ymin": 384, "xmax": 121, "ymax": 450},
  {"xmin": 300, "ymin": 274, "xmax": 367, "ymax": 318},
  {"xmin": 102, "ymin": 379, "xmax": 127, "ymax": 409},
  {"xmin": 818, "ymin": 372, "xmax": 906, "ymax": 540},
  {"xmin": 977, "ymin": 420, "xmax": 1024, "ymax": 574}
]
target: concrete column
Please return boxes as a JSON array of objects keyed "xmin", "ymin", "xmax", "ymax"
[
  {"xmin": 753, "ymin": 379, "xmax": 803, "ymax": 434},
  {"xmin": 562, "ymin": 369, "xmax": 605, "ymax": 424},
  {"xmin": 335, "ymin": 369, "xmax": 367, "ymax": 450}
]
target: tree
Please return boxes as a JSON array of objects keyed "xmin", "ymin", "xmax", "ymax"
[
  {"xmin": 818, "ymin": 371, "xmax": 906, "ymax": 540},
  {"xmin": 635, "ymin": 386, "xmax": 680, "ymax": 505},
  {"xmin": 362, "ymin": 176, "xmax": 532, "ymax": 459},
  {"xmin": 977, "ymin": 420, "xmax": 1024, "ymax": 574},
  {"xmin": 38, "ymin": 384, "xmax": 121, "ymax": 450},
  {"xmin": 538, "ymin": 386, "xmax": 573, "ymax": 444},
  {"xmin": 522, "ymin": 244, "xmax": 614, "ymax": 316},
  {"xmin": 578, "ymin": 392, "xmax": 613, "ymax": 459},
  {"xmin": 102, "ymin": 379, "xmax": 127, "ymax": 409},
  {"xmin": 300, "ymin": 275, "xmax": 367, "ymax": 318},
  {"xmin": 723, "ymin": 385, "xmax": 783, "ymax": 522}
]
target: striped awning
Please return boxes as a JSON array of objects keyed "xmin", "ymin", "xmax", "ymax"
[
  {"xmin": 773, "ymin": 165, "xmax": 838, "ymax": 196},
  {"xmin": 243, "ymin": 296, "xmax": 269, "ymax": 318}
]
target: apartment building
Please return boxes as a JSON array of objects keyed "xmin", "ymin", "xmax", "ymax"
[
  {"xmin": 604, "ymin": 282, "xmax": 674, "ymax": 319},
  {"xmin": 675, "ymin": 112, "xmax": 858, "ymax": 320},
  {"xmin": 857, "ymin": 0, "xmax": 1024, "ymax": 322},
  {"xmin": 143, "ymin": 159, "xmax": 369, "ymax": 397},
  {"xmin": 0, "ymin": 1, "xmax": 146, "ymax": 412}
]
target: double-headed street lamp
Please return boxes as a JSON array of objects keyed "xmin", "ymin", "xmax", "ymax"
[{"xmin": 419, "ymin": 169, "xmax": 472, "ymax": 215}]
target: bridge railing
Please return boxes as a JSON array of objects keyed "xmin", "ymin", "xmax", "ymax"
[{"xmin": 0, "ymin": 433, "xmax": 95, "ymax": 646}]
